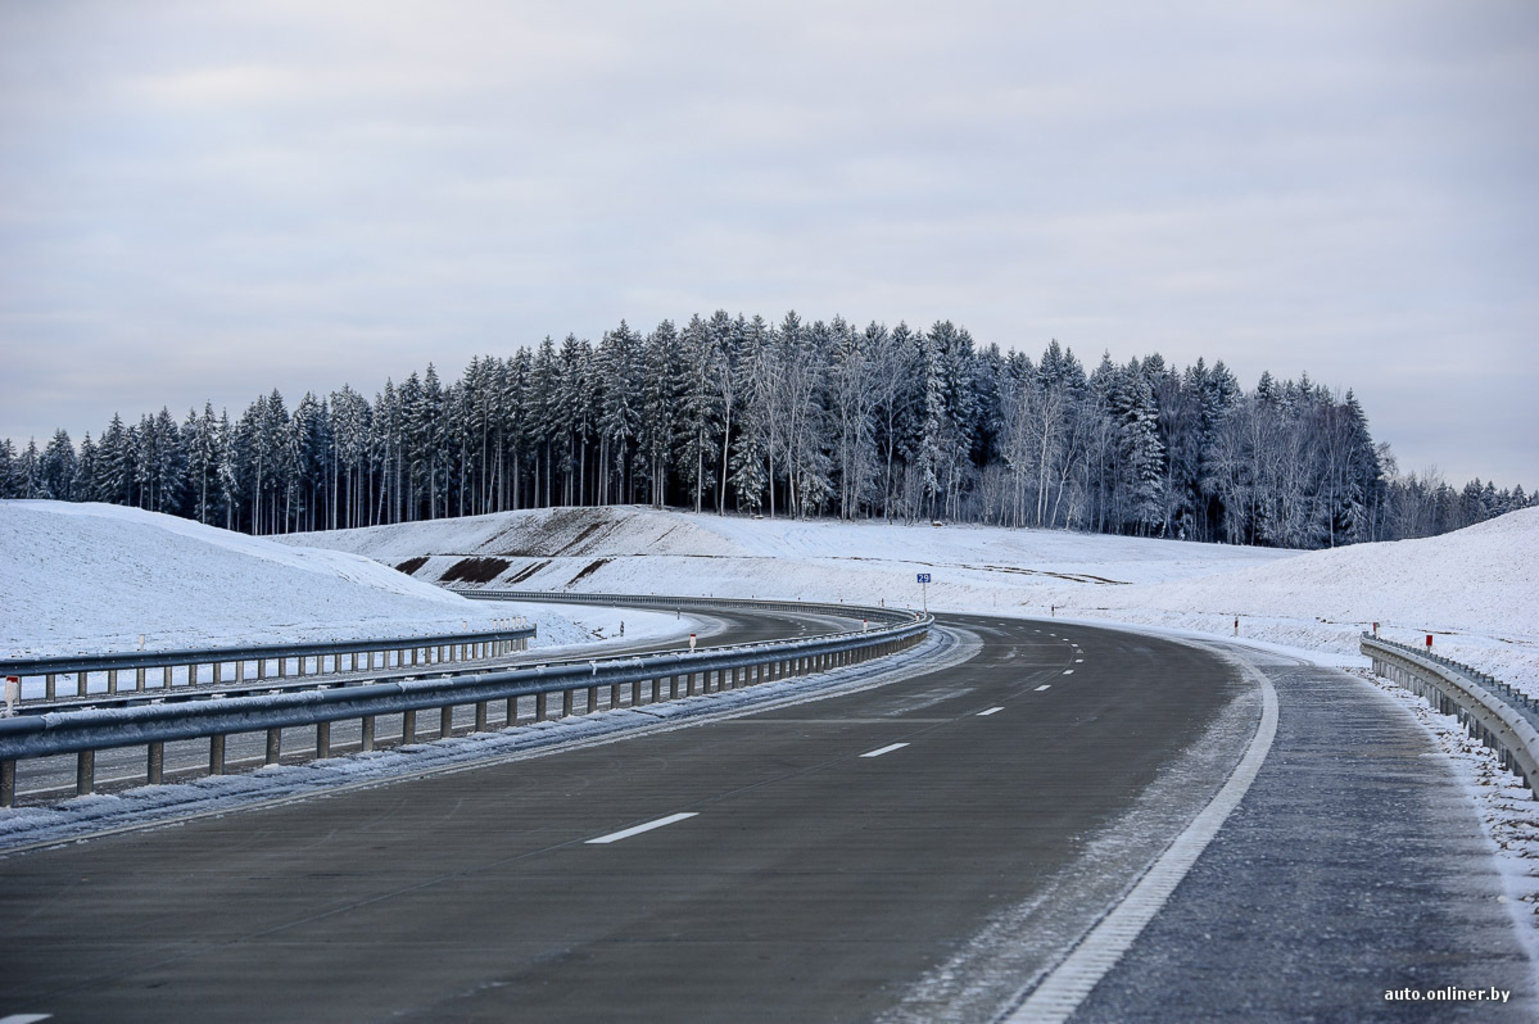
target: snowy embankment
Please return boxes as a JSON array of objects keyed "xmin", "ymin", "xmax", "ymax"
[
  {"xmin": 289, "ymin": 504, "xmax": 1539, "ymax": 697},
  {"xmin": 0, "ymin": 501, "xmax": 629, "ymax": 660}
]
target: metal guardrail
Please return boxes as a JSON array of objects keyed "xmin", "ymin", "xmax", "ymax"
[
  {"xmin": 0, "ymin": 597, "xmax": 931, "ymax": 806},
  {"xmin": 457, "ymin": 588, "xmax": 918, "ymax": 625},
  {"xmin": 1362, "ymin": 634, "xmax": 1539, "ymax": 797},
  {"xmin": 1, "ymin": 623, "xmax": 535, "ymax": 705}
]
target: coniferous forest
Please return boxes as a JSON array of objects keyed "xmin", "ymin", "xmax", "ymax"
[{"xmin": 3, "ymin": 311, "xmax": 1532, "ymax": 548}]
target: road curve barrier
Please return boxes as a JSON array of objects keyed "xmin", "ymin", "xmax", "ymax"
[
  {"xmin": 1362, "ymin": 633, "xmax": 1539, "ymax": 797},
  {"xmin": 0, "ymin": 624, "xmax": 537, "ymax": 707},
  {"xmin": 456, "ymin": 588, "xmax": 923, "ymax": 626},
  {"xmin": 0, "ymin": 597, "xmax": 930, "ymax": 807}
]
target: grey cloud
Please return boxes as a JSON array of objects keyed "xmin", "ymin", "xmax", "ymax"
[{"xmin": 1, "ymin": 1, "xmax": 1535, "ymax": 485}]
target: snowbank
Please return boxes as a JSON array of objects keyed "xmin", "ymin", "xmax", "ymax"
[
  {"xmin": 289, "ymin": 504, "xmax": 1539, "ymax": 696},
  {"xmin": 0, "ymin": 501, "xmax": 602, "ymax": 657}
]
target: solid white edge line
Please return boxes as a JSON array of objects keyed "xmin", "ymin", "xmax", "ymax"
[
  {"xmin": 978, "ymin": 707, "xmax": 1005, "ymax": 717},
  {"xmin": 0, "ymin": 1015, "xmax": 54, "ymax": 1024},
  {"xmin": 585, "ymin": 812, "xmax": 698, "ymax": 845},
  {"xmin": 860, "ymin": 742, "xmax": 910, "ymax": 758},
  {"xmin": 1002, "ymin": 668, "xmax": 1279, "ymax": 1023}
]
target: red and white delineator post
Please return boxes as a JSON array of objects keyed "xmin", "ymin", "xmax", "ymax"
[{"xmin": 3, "ymin": 675, "xmax": 18, "ymax": 717}]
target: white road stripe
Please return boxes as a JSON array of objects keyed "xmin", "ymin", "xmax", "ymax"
[
  {"xmin": 1, "ymin": 1015, "xmax": 54, "ymax": 1024},
  {"xmin": 585, "ymin": 812, "xmax": 698, "ymax": 845},
  {"xmin": 978, "ymin": 707, "xmax": 1005, "ymax": 717},
  {"xmin": 1035, "ymin": 684, "xmax": 1051, "ymax": 692},
  {"xmin": 1004, "ymin": 667, "xmax": 1281, "ymax": 1023},
  {"xmin": 859, "ymin": 742, "xmax": 910, "ymax": 758},
  {"xmin": 1062, "ymin": 669, "xmax": 1074, "ymax": 675}
]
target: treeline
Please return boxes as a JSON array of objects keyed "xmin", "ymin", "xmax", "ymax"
[{"xmin": 2, "ymin": 311, "xmax": 1532, "ymax": 548}]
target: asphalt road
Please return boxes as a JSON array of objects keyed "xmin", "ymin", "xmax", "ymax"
[{"xmin": 0, "ymin": 613, "xmax": 1249, "ymax": 1022}]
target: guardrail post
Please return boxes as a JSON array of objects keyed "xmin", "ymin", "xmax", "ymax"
[
  {"xmin": 107, "ymin": 668, "xmax": 118, "ymax": 693},
  {"xmin": 76, "ymin": 670, "xmax": 86, "ymax": 697},
  {"xmin": 670, "ymin": 675, "xmax": 680, "ymax": 700},
  {"xmin": 632, "ymin": 679, "xmax": 643, "ymax": 706},
  {"xmin": 316, "ymin": 721, "xmax": 331, "ymax": 758},
  {"xmin": 147, "ymin": 741, "xmax": 164, "ymax": 785},
  {"xmin": 361, "ymin": 715, "xmax": 375, "ymax": 751},
  {"xmin": 209, "ymin": 735, "xmax": 225, "ymax": 775},
  {"xmin": 76, "ymin": 750, "xmax": 94, "ymax": 795},
  {"xmin": 266, "ymin": 727, "xmax": 282, "ymax": 765},
  {"xmin": 402, "ymin": 709, "xmax": 417, "ymax": 744},
  {"xmin": 505, "ymin": 696, "xmax": 518, "ymax": 727},
  {"xmin": 236, "ymin": 659, "xmax": 245, "ymax": 683},
  {"xmin": 163, "ymin": 666, "xmax": 173, "ymax": 689},
  {"xmin": 46, "ymin": 673, "xmax": 56, "ymax": 700},
  {"xmin": 257, "ymin": 657, "xmax": 267, "ymax": 680},
  {"xmin": 474, "ymin": 701, "xmax": 488, "ymax": 732},
  {"xmin": 610, "ymin": 683, "xmax": 622, "ymax": 708},
  {"xmin": 536, "ymin": 692, "xmax": 548, "ymax": 722},
  {"xmin": 136, "ymin": 666, "xmax": 146, "ymax": 691},
  {"xmin": 586, "ymin": 686, "xmax": 598, "ymax": 713},
  {"xmin": 562, "ymin": 689, "xmax": 574, "ymax": 718},
  {"xmin": 2, "ymin": 760, "xmax": 15, "ymax": 807},
  {"xmin": 440, "ymin": 705, "xmax": 454, "ymax": 738},
  {"xmin": 213, "ymin": 662, "xmax": 222, "ymax": 686}
]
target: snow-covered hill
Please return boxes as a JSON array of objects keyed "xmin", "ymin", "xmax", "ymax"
[
  {"xmin": 0, "ymin": 501, "xmax": 604, "ymax": 658},
  {"xmin": 288, "ymin": 504, "xmax": 1539, "ymax": 695}
]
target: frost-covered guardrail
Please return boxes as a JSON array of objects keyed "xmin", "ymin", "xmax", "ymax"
[
  {"xmin": 458, "ymin": 588, "xmax": 918, "ymax": 626},
  {"xmin": 0, "ymin": 599, "xmax": 929, "ymax": 807},
  {"xmin": 0, "ymin": 623, "xmax": 535, "ymax": 706},
  {"xmin": 1362, "ymin": 634, "xmax": 1539, "ymax": 797}
]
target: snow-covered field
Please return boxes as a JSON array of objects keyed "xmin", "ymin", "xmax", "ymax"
[
  {"xmin": 289, "ymin": 503, "xmax": 1539, "ymax": 697},
  {"xmin": 0, "ymin": 501, "xmax": 669, "ymax": 660}
]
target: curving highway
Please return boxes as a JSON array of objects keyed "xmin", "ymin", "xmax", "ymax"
[{"xmin": 0, "ymin": 608, "xmax": 1530, "ymax": 1022}]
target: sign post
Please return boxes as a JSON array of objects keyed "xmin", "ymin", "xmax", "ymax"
[{"xmin": 916, "ymin": 573, "xmax": 931, "ymax": 614}]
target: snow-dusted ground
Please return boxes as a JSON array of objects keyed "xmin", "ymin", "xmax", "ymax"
[
  {"xmin": 0, "ymin": 501, "xmax": 683, "ymax": 664},
  {"xmin": 290, "ymin": 503, "xmax": 1539, "ymax": 698}
]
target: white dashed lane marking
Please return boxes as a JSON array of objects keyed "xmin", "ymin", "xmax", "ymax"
[
  {"xmin": 586, "ymin": 812, "xmax": 698, "ymax": 845},
  {"xmin": 977, "ymin": 707, "xmax": 1005, "ymax": 717},
  {"xmin": 1035, "ymin": 684, "xmax": 1052, "ymax": 692},
  {"xmin": 860, "ymin": 742, "xmax": 910, "ymax": 759}
]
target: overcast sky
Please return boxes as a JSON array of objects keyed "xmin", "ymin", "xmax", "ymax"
[{"xmin": 2, "ymin": 1, "xmax": 1536, "ymax": 488}]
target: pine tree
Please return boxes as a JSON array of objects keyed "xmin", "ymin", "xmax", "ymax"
[{"xmin": 39, "ymin": 429, "xmax": 78, "ymax": 500}]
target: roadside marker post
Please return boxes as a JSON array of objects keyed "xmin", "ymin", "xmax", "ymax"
[
  {"xmin": 916, "ymin": 573, "xmax": 930, "ymax": 614},
  {"xmin": 3, "ymin": 675, "xmax": 18, "ymax": 717}
]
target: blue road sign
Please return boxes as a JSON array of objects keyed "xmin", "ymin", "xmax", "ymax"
[{"xmin": 917, "ymin": 573, "xmax": 931, "ymax": 583}]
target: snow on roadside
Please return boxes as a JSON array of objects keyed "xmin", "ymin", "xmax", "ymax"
[
  {"xmin": 0, "ymin": 500, "xmax": 615, "ymax": 658},
  {"xmin": 293, "ymin": 504, "xmax": 1539, "ymax": 698}
]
